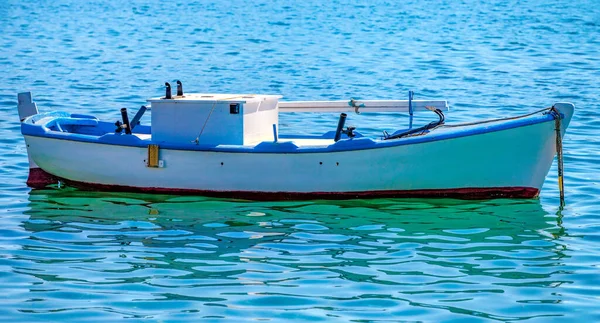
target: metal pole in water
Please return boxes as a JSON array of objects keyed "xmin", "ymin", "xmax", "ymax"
[{"xmin": 554, "ymin": 109, "xmax": 565, "ymax": 206}]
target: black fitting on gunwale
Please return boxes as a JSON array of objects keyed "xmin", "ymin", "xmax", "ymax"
[
  {"xmin": 176, "ymin": 80, "xmax": 183, "ymax": 96},
  {"xmin": 164, "ymin": 82, "xmax": 172, "ymax": 99}
]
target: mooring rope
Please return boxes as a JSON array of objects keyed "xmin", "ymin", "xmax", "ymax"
[
  {"xmin": 193, "ymin": 101, "xmax": 218, "ymax": 144},
  {"xmin": 193, "ymin": 95, "xmax": 256, "ymax": 144},
  {"xmin": 551, "ymin": 106, "xmax": 565, "ymax": 206},
  {"xmin": 439, "ymin": 107, "xmax": 553, "ymax": 128}
]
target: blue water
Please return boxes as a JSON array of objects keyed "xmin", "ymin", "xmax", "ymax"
[{"xmin": 1, "ymin": 0, "xmax": 600, "ymax": 321}]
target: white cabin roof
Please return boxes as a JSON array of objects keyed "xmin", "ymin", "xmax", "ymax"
[{"xmin": 147, "ymin": 93, "xmax": 282, "ymax": 104}]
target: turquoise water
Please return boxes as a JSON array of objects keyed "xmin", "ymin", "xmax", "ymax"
[{"xmin": 1, "ymin": 0, "xmax": 599, "ymax": 321}]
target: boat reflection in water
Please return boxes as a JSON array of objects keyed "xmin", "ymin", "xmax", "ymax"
[{"xmin": 17, "ymin": 189, "xmax": 570, "ymax": 321}]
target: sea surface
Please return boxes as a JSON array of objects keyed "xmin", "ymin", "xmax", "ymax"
[{"xmin": 1, "ymin": 0, "xmax": 599, "ymax": 321}]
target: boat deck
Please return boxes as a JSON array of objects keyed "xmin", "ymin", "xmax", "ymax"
[
  {"xmin": 276, "ymin": 138, "xmax": 335, "ymax": 146},
  {"xmin": 133, "ymin": 133, "xmax": 335, "ymax": 147}
]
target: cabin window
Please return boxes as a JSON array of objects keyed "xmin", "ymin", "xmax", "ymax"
[{"xmin": 230, "ymin": 103, "xmax": 240, "ymax": 114}]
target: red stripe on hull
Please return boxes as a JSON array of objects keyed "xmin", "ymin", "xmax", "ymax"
[{"xmin": 44, "ymin": 178, "xmax": 540, "ymax": 200}]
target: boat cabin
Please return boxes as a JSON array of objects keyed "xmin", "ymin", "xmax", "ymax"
[
  {"xmin": 147, "ymin": 84, "xmax": 449, "ymax": 147},
  {"xmin": 148, "ymin": 94, "xmax": 282, "ymax": 146}
]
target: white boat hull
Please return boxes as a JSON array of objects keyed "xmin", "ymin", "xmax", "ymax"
[{"xmin": 23, "ymin": 112, "xmax": 567, "ymax": 199}]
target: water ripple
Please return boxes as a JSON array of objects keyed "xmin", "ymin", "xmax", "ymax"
[
  {"xmin": 0, "ymin": 190, "xmax": 583, "ymax": 321},
  {"xmin": 1, "ymin": 0, "xmax": 599, "ymax": 321}
]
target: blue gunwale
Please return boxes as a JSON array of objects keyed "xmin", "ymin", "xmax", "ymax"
[{"xmin": 21, "ymin": 110, "xmax": 556, "ymax": 154}]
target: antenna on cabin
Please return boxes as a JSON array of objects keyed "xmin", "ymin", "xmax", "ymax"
[
  {"xmin": 176, "ymin": 80, "xmax": 183, "ymax": 96},
  {"xmin": 164, "ymin": 82, "xmax": 172, "ymax": 99}
]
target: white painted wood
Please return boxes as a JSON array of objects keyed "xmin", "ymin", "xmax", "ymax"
[
  {"xmin": 278, "ymin": 100, "xmax": 448, "ymax": 113},
  {"xmin": 149, "ymin": 94, "xmax": 281, "ymax": 145},
  {"xmin": 133, "ymin": 134, "xmax": 151, "ymax": 140},
  {"xmin": 242, "ymin": 100, "xmax": 279, "ymax": 145},
  {"xmin": 277, "ymin": 138, "xmax": 335, "ymax": 146},
  {"xmin": 17, "ymin": 92, "xmax": 39, "ymax": 121},
  {"xmin": 147, "ymin": 94, "xmax": 282, "ymax": 104},
  {"xmin": 23, "ymin": 119, "xmax": 560, "ymax": 193}
]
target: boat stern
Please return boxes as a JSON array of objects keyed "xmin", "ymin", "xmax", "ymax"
[
  {"xmin": 18, "ymin": 92, "xmax": 58, "ymax": 189},
  {"xmin": 17, "ymin": 92, "xmax": 39, "ymax": 121}
]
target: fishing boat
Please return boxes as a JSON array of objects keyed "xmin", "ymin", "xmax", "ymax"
[{"xmin": 18, "ymin": 82, "xmax": 574, "ymax": 200}]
